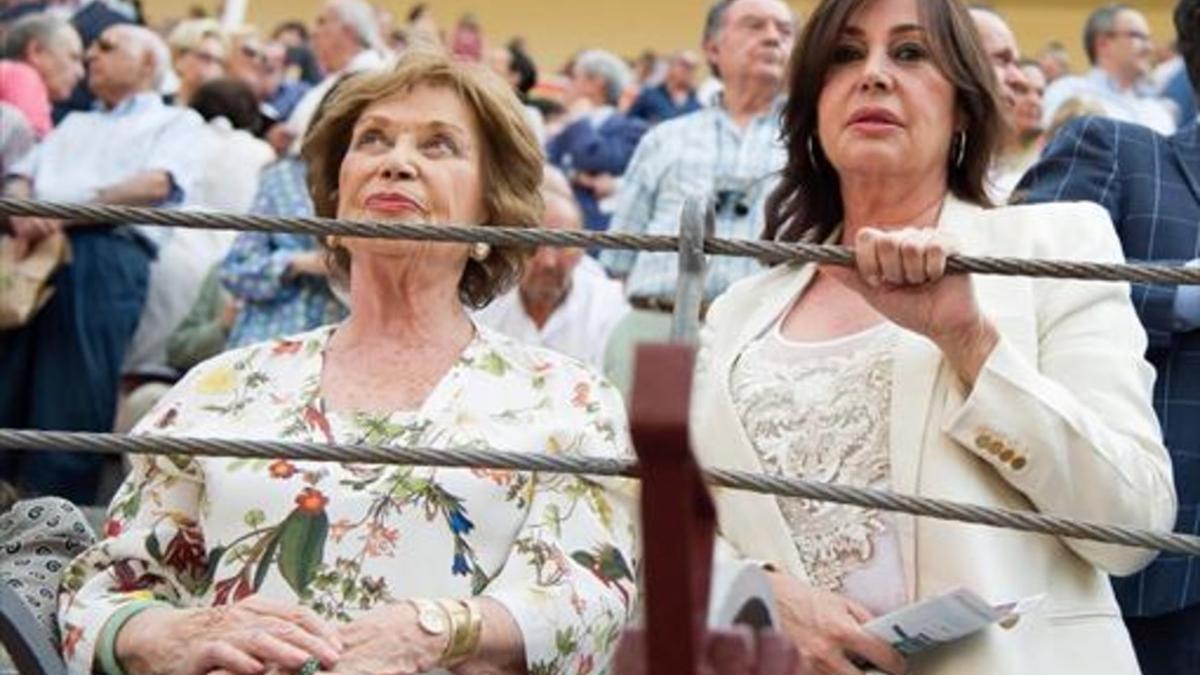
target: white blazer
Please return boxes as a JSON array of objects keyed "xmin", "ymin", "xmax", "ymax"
[{"xmin": 691, "ymin": 197, "xmax": 1176, "ymax": 675}]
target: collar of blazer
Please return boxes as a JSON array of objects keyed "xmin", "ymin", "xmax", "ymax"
[{"xmin": 698, "ymin": 194, "xmax": 991, "ymax": 594}]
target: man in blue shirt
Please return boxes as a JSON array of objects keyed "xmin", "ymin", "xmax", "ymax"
[
  {"xmin": 627, "ymin": 50, "xmax": 703, "ymax": 126},
  {"xmin": 1016, "ymin": 3, "xmax": 1200, "ymax": 672},
  {"xmin": 0, "ymin": 24, "xmax": 202, "ymax": 504}
]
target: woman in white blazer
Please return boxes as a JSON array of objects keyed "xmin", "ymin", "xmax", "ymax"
[{"xmin": 690, "ymin": 1, "xmax": 1176, "ymax": 674}]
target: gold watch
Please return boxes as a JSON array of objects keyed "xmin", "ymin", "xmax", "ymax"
[{"xmin": 411, "ymin": 599, "xmax": 449, "ymax": 638}]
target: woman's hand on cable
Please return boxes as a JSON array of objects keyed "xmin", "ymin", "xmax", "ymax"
[
  {"xmin": 768, "ymin": 572, "xmax": 907, "ymax": 675},
  {"xmin": 321, "ymin": 601, "xmax": 449, "ymax": 675},
  {"xmin": 824, "ymin": 227, "xmax": 999, "ymax": 385},
  {"xmin": 115, "ymin": 595, "xmax": 343, "ymax": 675}
]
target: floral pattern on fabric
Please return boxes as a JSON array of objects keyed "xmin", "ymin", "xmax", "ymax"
[{"xmin": 58, "ymin": 324, "xmax": 639, "ymax": 675}]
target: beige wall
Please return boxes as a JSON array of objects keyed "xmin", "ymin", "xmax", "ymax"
[{"xmin": 143, "ymin": 0, "xmax": 1179, "ymax": 76}]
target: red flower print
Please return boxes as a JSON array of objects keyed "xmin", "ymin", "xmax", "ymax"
[
  {"xmin": 294, "ymin": 487, "xmax": 329, "ymax": 514},
  {"xmin": 104, "ymin": 518, "xmax": 122, "ymax": 538},
  {"xmin": 111, "ymin": 560, "xmax": 156, "ymax": 593},
  {"xmin": 213, "ymin": 571, "xmax": 254, "ymax": 605},
  {"xmin": 269, "ymin": 459, "xmax": 298, "ymax": 479},
  {"xmin": 273, "ymin": 339, "xmax": 303, "ymax": 355},
  {"xmin": 329, "ymin": 518, "xmax": 353, "ymax": 543},
  {"xmin": 163, "ymin": 523, "xmax": 207, "ymax": 578},
  {"xmin": 571, "ymin": 382, "xmax": 590, "ymax": 408},
  {"xmin": 303, "ymin": 404, "xmax": 335, "ymax": 443}
]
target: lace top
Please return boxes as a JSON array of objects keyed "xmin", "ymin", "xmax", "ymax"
[{"xmin": 730, "ymin": 321, "xmax": 908, "ymax": 616}]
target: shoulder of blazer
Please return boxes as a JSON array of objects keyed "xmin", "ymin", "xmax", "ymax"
[{"xmin": 955, "ymin": 201, "xmax": 1119, "ymax": 261}]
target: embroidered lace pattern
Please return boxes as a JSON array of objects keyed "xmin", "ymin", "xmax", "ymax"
[{"xmin": 730, "ymin": 322, "xmax": 899, "ymax": 594}]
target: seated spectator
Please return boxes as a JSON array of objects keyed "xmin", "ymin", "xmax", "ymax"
[
  {"xmin": 476, "ymin": 168, "xmax": 630, "ymax": 368},
  {"xmin": 186, "ymin": 77, "xmax": 277, "ymax": 213},
  {"xmin": 1038, "ymin": 40, "xmax": 1072, "ymax": 83},
  {"xmin": 268, "ymin": 0, "xmax": 385, "ymax": 156},
  {"xmin": 219, "ymin": 156, "xmax": 347, "ymax": 349},
  {"xmin": 548, "ymin": 49, "xmax": 649, "ymax": 231},
  {"xmin": 53, "ymin": 0, "xmax": 136, "ymax": 121},
  {"xmin": 487, "ymin": 42, "xmax": 545, "ymax": 144},
  {"xmin": 627, "ymin": 50, "xmax": 702, "ymax": 125},
  {"xmin": 0, "ymin": 24, "xmax": 203, "ymax": 505},
  {"xmin": 167, "ymin": 265, "xmax": 237, "ymax": 373},
  {"xmin": 58, "ymin": 52, "xmax": 636, "ymax": 675},
  {"xmin": 1042, "ymin": 5, "xmax": 1176, "ymax": 134},
  {"xmin": 118, "ymin": 77, "xmax": 276, "ymax": 419},
  {"xmin": 260, "ymin": 40, "xmax": 312, "ymax": 125},
  {"xmin": 165, "ymin": 18, "xmax": 226, "ymax": 106},
  {"xmin": 0, "ymin": 489, "xmax": 95, "ymax": 639},
  {"xmin": 0, "ymin": 103, "xmax": 35, "ymax": 176},
  {"xmin": 0, "ymin": 12, "xmax": 84, "ymax": 137}
]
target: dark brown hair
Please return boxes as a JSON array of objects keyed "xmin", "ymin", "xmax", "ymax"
[
  {"xmin": 763, "ymin": 0, "xmax": 1003, "ymax": 243},
  {"xmin": 302, "ymin": 50, "xmax": 544, "ymax": 308}
]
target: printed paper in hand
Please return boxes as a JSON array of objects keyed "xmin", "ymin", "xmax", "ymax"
[{"xmin": 863, "ymin": 587, "xmax": 1044, "ymax": 656}]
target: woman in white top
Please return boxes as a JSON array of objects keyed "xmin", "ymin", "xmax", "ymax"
[{"xmin": 691, "ymin": 1, "xmax": 1175, "ymax": 674}]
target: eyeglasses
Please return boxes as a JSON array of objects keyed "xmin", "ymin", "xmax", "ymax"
[{"xmin": 1107, "ymin": 30, "xmax": 1151, "ymax": 44}]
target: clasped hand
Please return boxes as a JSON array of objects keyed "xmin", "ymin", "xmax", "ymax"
[
  {"xmin": 823, "ymin": 227, "xmax": 999, "ymax": 384},
  {"xmin": 120, "ymin": 596, "xmax": 446, "ymax": 675}
]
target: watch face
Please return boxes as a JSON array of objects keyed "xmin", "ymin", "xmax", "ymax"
[{"xmin": 418, "ymin": 606, "xmax": 447, "ymax": 634}]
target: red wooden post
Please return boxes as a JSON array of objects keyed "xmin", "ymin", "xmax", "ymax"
[
  {"xmin": 619, "ymin": 343, "xmax": 805, "ymax": 675},
  {"xmin": 628, "ymin": 342, "xmax": 713, "ymax": 675}
]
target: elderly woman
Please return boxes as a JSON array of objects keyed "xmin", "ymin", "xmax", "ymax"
[
  {"xmin": 58, "ymin": 52, "xmax": 637, "ymax": 675},
  {"xmin": 166, "ymin": 19, "xmax": 228, "ymax": 107},
  {"xmin": 691, "ymin": 1, "xmax": 1175, "ymax": 674}
]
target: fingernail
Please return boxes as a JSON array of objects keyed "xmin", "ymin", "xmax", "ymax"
[{"xmin": 867, "ymin": 274, "xmax": 880, "ymax": 288}]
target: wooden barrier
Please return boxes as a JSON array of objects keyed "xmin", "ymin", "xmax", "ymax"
[{"xmin": 618, "ymin": 343, "xmax": 804, "ymax": 675}]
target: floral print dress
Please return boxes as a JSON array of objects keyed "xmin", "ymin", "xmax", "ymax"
[{"xmin": 58, "ymin": 324, "xmax": 639, "ymax": 675}]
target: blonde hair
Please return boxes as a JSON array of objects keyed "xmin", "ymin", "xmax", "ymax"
[
  {"xmin": 167, "ymin": 18, "xmax": 228, "ymax": 62},
  {"xmin": 302, "ymin": 50, "xmax": 545, "ymax": 308}
]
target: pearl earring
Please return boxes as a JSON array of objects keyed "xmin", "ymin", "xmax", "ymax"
[{"xmin": 470, "ymin": 242, "xmax": 491, "ymax": 261}]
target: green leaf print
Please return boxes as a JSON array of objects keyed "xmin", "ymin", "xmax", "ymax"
[
  {"xmin": 253, "ymin": 533, "xmax": 280, "ymax": 592},
  {"xmin": 277, "ymin": 510, "xmax": 329, "ymax": 596},
  {"xmin": 478, "ymin": 351, "xmax": 510, "ymax": 377},
  {"xmin": 243, "ymin": 509, "xmax": 267, "ymax": 529}
]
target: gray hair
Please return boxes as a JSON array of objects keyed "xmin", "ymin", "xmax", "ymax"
[
  {"xmin": 574, "ymin": 49, "xmax": 631, "ymax": 106},
  {"xmin": 702, "ymin": 0, "xmax": 796, "ymax": 79},
  {"xmin": 330, "ymin": 0, "xmax": 383, "ymax": 52},
  {"xmin": 1084, "ymin": 4, "xmax": 1132, "ymax": 64},
  {"xmin": 0, "ymin": 12, "xmax": 74, "ymax": 60},
  {"xmin": 120, "ymin": 25, "xmax": 171, "ymax": 91}
]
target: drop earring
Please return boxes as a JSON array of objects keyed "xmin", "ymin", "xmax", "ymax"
[{"xmin": 470, "ymin": 242, "xmax": 491, "ymax": 261}]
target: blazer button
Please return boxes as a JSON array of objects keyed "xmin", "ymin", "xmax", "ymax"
[
  {"xmin": 988, "ymin": 440, "xmax": 1005, "ymax": 455},
  {"xmin": 975, "ymin": 433, "xmax": 992, "ymax": 450},
  {"xmin": 999, "ymin": 448, "xmax": 1015, "ymax": 463},
  {"xmin": 1011, "ymin": 456, "xmax": 1027, "ymax": 471}
]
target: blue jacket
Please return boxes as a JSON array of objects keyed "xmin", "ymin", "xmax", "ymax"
[
  {"xmin": 1016, "ymin": 116, "xmax": 1200, "ymax": 617},
  {"xmin": 627, "ymin": 84, "xmax": 701, "ymax": 125},
  {"xmin": 547, "ymin": 112, "xmax": 648, "ymax": 231}
]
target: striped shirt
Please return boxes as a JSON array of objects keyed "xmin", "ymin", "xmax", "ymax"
[{"xmin": 600, "ymin": 98, "xmax": 787, "ymax": 300}]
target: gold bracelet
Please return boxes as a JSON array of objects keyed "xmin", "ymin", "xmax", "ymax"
[{"xmin": 435, "ymin": 599, "xmax": 482, "ymax": 666}]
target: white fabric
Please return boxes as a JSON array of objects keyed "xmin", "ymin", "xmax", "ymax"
[
  {"xmin": 9, "ymin": 92, "xmax": 204, "ymax": 246},
  {"xmin": 189, "ymin": 117, "xmax": 277, "ymax": 214},
  {"xmin": 475, "ymin": 260, "xmax": 629, "ymax": 369},
  {"xmin": 286, "ymin": 49, "xmax": 386, "ymax": 153},
  {"xmin": 1042, "ymin": 68, "xmax": 1177, "ymax": 135},
  {"xmin": 692, "ymin": 197, "xmax": 1174, "ymax": 675},
  {"xmin": 122, "ymin": 226, "xmax": 237, "ymax": 378},
  {"xmin": 122, "ymin": 118, "xmax": 272, "ymax": 378},
  {"xmin": 731, "ymin": 321, "xmax": 908, "ymax": 618}
]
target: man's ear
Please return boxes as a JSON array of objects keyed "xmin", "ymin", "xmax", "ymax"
[{"xmin": 24, "ymin": 37, "xmax": 45, "ymax": 63}]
